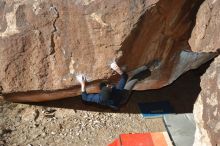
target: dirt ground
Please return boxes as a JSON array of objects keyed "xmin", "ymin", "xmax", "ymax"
[
  {"xmin": 0, "ymin": 100, "xmax": 165, "ymax": 146},
  {"xmin": 0, "ymin": 61, "xmax": 210, "ymax": 146}
]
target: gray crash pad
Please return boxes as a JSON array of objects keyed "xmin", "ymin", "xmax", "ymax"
[{"xmin": 163, "ymin": 113, "xmax": 196, "ymax": 146}]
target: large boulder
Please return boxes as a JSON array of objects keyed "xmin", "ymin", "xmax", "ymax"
[
  {"xmin": 190, "ymin": 0, "xmax": 220, "ymax": 145},
  {"xmin": 193, "ymin": 56, "xmax": 220, "ymax": 146},
  {"xmin": 0, "ymin": 0, "xmax": 214, "ymax": 102}
]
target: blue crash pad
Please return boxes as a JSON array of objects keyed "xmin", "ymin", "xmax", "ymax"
[{"xmin": 138, "ymin": 100, "xmax": 174, "ymax": 117}]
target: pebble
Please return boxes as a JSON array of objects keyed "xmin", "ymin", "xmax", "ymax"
[
  {"xmin": 15, "ymin": 116, "xmax": 21, "ymax": 122},
  {"xmin": 34, "ymin": 109, "xmax": 40, "ymax": 121},
  {"xmin": 41, "ymin": 132, "xmax": 46, "ymax": 137},
  {"xmin": 0, "ymin": 140, "xmax": 5, "ymax": 145},
  {"xmin": 0, "ymin": 129, "xmax": 3, "ymax": 136},
  {"xmin": 10, "ymin": 126, "xmax": 16, "ymax": 131},
  {"xmin": 51, "ymin": 131, "xmax": 56, "ymax": 135},
  {"xmin": 33, "ymin": 123, "xmax": 39, "ymax": 128}
]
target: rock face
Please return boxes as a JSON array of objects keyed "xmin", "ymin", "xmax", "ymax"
[
  {"xmin": 190, "ymin": 0, "xmax": 220, "ymax": 145},
  {"xmin": 0, "ymin": 0, "xmax": 215, "ymax": 102},
  {"xmin": 193, "ymin": 57, "xmax": 220, "ymax": 146}
]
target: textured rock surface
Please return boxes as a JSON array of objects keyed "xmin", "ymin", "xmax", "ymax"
[
  {"xmin": 193, "ymin": 56, "xmax": 220, "ymax": 146},
  {"xmin": 0, "ymin": 0, "xmax": 214, "ymax": 102},
  {"xmin": 191, "ymin": 0, "xmax": 220, "ymax": 145},
  {"xmin": 189, "ymin": 0, "xmax": 220, "ymax": 53}
]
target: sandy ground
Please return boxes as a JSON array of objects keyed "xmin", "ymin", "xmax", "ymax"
[
  {"xmin": 0, "ymin": 100, "xmax": 165, "ymax": 146},
  {"xmin": 0, "ymin": 61, "xmax": 210, "ymax": 146}
]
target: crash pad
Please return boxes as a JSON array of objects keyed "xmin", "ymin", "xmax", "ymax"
[
  {"xmin": 108, "ymin": 132, "xmax": 173, "ymax": 146},
  {"xmin": 163, "ymin": 113, "xmax": 196, "ymax": 146},
  {"xmin": 138, "ymin": 100, "xmax": 174, "ymax": 117}
]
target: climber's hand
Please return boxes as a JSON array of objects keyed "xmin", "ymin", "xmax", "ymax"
[
  {"xmin": 110, "ymin": 61, "xmax": 123, "ymax": 75},
  {"xmin": 76, "ymin": 74, "xmax": 86, "ymax": 85}
]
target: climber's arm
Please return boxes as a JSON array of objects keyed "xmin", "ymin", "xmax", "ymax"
[{"xmin": 76, "ymin": 75, "xmax": 101, "ymax": 103}]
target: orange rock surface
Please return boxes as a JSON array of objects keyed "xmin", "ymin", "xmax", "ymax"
[{"xmin": 0, "ymin": 0, "xmax": 215, "ymax": 102}]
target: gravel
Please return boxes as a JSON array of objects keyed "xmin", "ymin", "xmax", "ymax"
[{"xmin": 0, "ymin": 99, "xmax": 165, "ymax": 146}]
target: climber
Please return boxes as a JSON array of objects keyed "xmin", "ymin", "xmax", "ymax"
[{"xmin": 76, "ymin": 61, "xmax": 159, "ymax": 110}]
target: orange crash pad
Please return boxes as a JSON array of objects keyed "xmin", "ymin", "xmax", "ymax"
[{"xmin": 108, "ymin": 132, "xmax": 173, "ymax": 146}]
